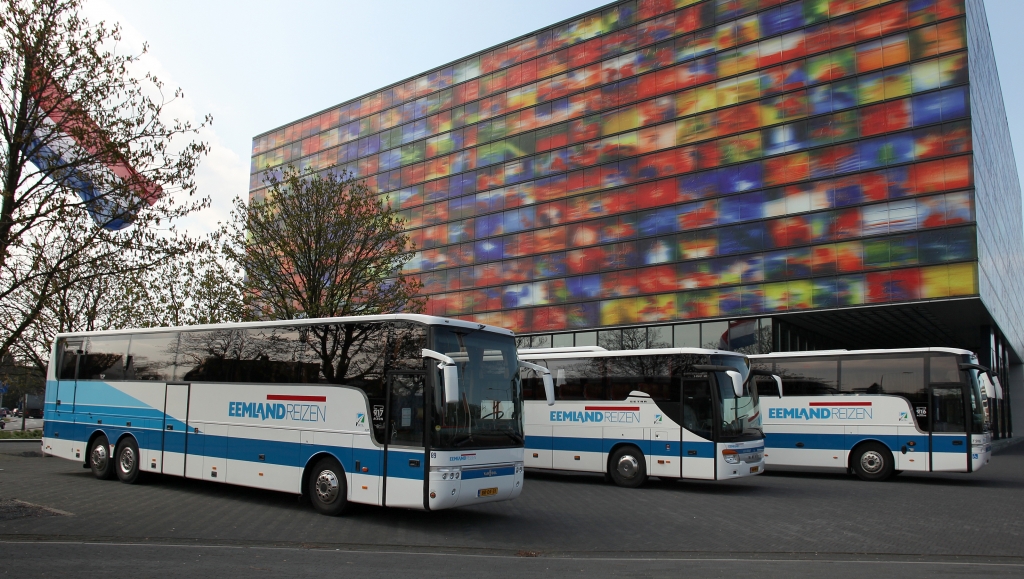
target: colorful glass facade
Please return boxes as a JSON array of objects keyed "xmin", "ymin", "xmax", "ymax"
[{"xmin": 250, "ymin": 0, "xmax": 984, "ymax": 338}]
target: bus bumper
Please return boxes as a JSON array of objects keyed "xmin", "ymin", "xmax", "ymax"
[
  {"xmin": 717, "ymin": 440, "xmax": 766, "ymax": 479},
  {"xmin": 427, "ymin": 462, "xmax": 524, "ymax": 510}
]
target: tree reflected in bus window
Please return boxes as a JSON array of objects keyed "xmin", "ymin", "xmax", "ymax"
[{"xmin": 126, "ymin": 333, "xmax": 179, "ymax": 381}]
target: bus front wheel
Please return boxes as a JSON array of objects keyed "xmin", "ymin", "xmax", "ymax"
[
  {"xmin": 308, "ymin": 457, "xmax": 349, "ymax": 516},
  {"xmin": 851, "ymin": 442, "xmax": 894, "ymax": 481},
  {"xmin": 609, "ymin": 446, "xmax": 647, "ymax": 488},
  {"xmin": 89, "ymin": 434, "xmax": 114, "ymax": 480}
]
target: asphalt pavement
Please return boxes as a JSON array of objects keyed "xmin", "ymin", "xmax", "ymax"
[{"xmin": 1, "ymin": 439, "xmax": 1023, "ymax": 578}]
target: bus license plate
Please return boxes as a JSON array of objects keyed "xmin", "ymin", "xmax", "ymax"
[
  {"xmin": 478, "ymin": 487, "xmax": 498, "ymax": 497},
  {"xmin": 750, "ymin": 466, "xmax": 759, "ymax": 473}
]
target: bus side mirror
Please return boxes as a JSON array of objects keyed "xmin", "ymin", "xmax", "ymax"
[
  {"xmin": 727, "ymin": 370, "xmax": 744, "ymax": 397},
  {"xmin": 423, "ymin": 349, "xmax": 459, "ymax": 404},
  {"xmin": 774, "ymin": 375, "xmax": 784, "ymax": 398},
  {"xmin": 442, "ymin": 365, "xmax": 460, "ymax": 404},
  {"xmin": 519, "ymin": 361, "xmax": 555, "ymax": 406}
]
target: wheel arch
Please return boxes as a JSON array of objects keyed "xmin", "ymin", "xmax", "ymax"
[
  {"xmin": 301, "ymin": 451, "xmax": 346, "ymax": 497},
  {"xmin": 605, "ymin": 441, "xmax": 646, "ymax": 474},
  {"xmin": 847, "ymin": 438, "xmax": 896, "ymax": 471},
  {"xmin": 84, "ymin": 429, "xmax": 112, "ymax": 466}
]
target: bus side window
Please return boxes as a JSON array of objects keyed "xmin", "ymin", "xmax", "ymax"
[
  {"xmin": 520, "ymin": 361, "xmax": 550, "ymax": 401},
  {"xmin": 842, "ymin": 356, "xmax": 927, "ymax": 429},
  {"xmin": 57, "ymin": 339, "xmax": 79, "ymax": 380},
  {"xmin": 929, "ymin": 355, "xmax": 960, "ymax": 384},
  {"xmin": 548, "ymin": 358, "xmax": 598, "ymax": 400},
  {"xmin": 125, "ymin": 333, "xmax": 179, "ymax": 381},
  {"xmin": 773, "ymin": 359, "xmax": 839, "ymax": 396},
  {"xmin": 79, "ymin": 336, "xmax": 131, "ymax": 381},
  {"xmin": 682, "ymin": 378, "xmax": 713, "ymax": 440},
  {"xmin": 176, "ymin": 329, "xmax": 238, "ymax": 382}
]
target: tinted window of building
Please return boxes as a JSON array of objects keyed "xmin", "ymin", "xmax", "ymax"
[{"xmin": 251, "ymin": 0, "xmax": 976, "ymax": 335}]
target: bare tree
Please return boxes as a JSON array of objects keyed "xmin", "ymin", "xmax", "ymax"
[
  {"xmin": 0, "ymin": 0, "xmax": 210, "ymax": 361},
  {"xmin": 224, "ymin": 166, "xmax": 423, "ymax": 321}
]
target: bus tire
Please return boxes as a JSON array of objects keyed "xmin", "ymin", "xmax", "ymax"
[
  {"xmin": 115, "ymin": 437, "xmax": 141, "ymax": 484},
  {"xmin": 89, "ymin": 434, "xmax": 114, "ymax": 480},
  {"xmin": 609, "ymin": 446, "xmax": 647, "ymax": 488},
  {"xmin": 308, "ymin": 457, "xmax": 349, "ymax": 516},
  {"xmin": 851, "ymin": 442, "xmax": 894, "ymax": 481}
]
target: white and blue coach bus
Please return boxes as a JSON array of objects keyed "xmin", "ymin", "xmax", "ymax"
[
  {"xmin": 42, "ymin": 314, "xmax": 553, "ymax": 515},
  {"xmin": 750, "ymin": 348, "xmax": 991, "ymax": 481},
  {"xmin": 518, "ymin": 347, "xmax": 773, "ymax": 487}
]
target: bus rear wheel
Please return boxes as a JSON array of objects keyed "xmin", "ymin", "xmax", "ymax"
[
  {"xmin": 115, "ymin": 437, "xmax": 141, "ymax": 484},
  {"xmin": 851, "ymin": 442, "xmax": 894, "ymax": 481},
  {"xmin": 89, "ymin": 434, "xmax": 114, "ymax": 480},
  {"xmin": 308, "ymin": 457, "xmax": 349, "ymax": 516},
  {"xmin": 609, "ymin": 446, "xmax": 647, "ymax": 488}
]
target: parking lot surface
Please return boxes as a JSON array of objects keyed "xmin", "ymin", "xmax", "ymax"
[{"xmin": 1, "ymin": 440, "xmax": 1023, "ymax": 578}]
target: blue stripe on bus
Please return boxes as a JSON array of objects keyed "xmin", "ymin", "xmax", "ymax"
[
  {"xmin": 931, "ymin": 435, "xmax": 968, "ymax": 453},
  {"xmin": 683, "ymin": 441, "xmax": 715, "ymax": 458},
  {"xmin": 525, "ymin": 436, "xmax": 716, "ymax": 459},
  {"xmin": 44, "ymin": 420, "xmax": 433, "ymax": 479}
]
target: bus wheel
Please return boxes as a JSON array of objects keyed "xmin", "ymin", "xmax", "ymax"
[
  {"xmin": 89, "ymin": 434, "xmax": 114, "ymax": 480},
  {"xmin": 609, "ymin": 446, "xmax": 647, "ymax": 488},
  {"xmin": 115, "ymin": 437, "xmax": 141, "ymax": 484},
  {"xmin": 851, "ymin": 443, "xmax": 894, "ymax": 481},
  {"xmin": 308, "ymin": 457, "xmax": 349, "ymax": 516}
]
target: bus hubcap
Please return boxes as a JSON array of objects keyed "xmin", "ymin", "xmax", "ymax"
[
  {"xmin": 316, "ymin": 470, "xmax": 339, "ymax": 503},
  {"xmin": 119, "ymin": 447, "xmax": 135, "ymax": 473},
  {"xmin": 617, "ymin": 455, "xmax": 639, "ymax": 479},
  {"xmin": 92, "ymin": 444, "xmax": 107, "ymax": 471},
  {"xmin": 860, "ymin": 451, "xmax": 883, "ymax": 474}
]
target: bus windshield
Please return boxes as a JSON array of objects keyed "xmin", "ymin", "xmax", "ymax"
[
  {"xmin": 430, "ymin": 327, "xmax": 523, "ymax": 450},
  {"xmin": 710, "ymin": 354, "xmax": 761, "ymax": 440}
]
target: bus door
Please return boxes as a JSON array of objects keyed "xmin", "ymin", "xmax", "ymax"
[
  {"xmin": 929, "ymin": 385, "xmax": 968, "ymax": 472},
  {"xmin": 680, "ymin": 376, "xmax": 716, "ymax": 480},
  {"xmin": 161, "ymin": 383, "xmax": 190, "ymax": 476},
  {"xmin": 383, "ymin": 372, "xmax": 427, "ymax": 508}
]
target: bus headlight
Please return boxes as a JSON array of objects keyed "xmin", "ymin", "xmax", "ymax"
[
  {"xmin": 431, "ymin": 466, "xmax": 461, "ymax": 480},
  {"xmin": 722, "ymin": 449, "xmax": 740, "ymax": 464}
]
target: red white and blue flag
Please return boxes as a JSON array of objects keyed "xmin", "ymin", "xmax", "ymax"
[{"xmin": 26, "ymin": 70, "xmax": 161, "ymax": 230}]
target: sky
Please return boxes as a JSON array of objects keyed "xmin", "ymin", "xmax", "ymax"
[{"xmin": 86, "ymin": 0, "xmax": 1024, "ymax": 236}]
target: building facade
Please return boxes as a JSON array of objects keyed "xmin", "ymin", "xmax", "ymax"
[{"xmin": 251, "ymin": 0, "xmax": 1023, "ymax": 437}]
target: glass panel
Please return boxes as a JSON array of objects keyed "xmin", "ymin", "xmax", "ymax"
[
  {"xmin": 674, "ymin": 323, "xmax": 700, "ymax": 348},
  {"xmin": 701, "ymin": 320, "xmax": 728, "ymax": 349},
  {"xmin": 80, "ymin": 336, "xmax": 131, "ymax": 380},
  {"xmin": 843, "ymin": 356, "xmax": 926, "ymax": 429},
  {"xmin": 772, "ymin": 359, "xmax": 839, "ymax": 396},
  {"xmin": 126, "ymin": 333, "xmax": 178, "ymax": 381},
  {"xmin": 57, "ymin": 339, "xmax": 82, "ymax": 380},
  {"xmin": 175, "ymin": 330, "xmax": 238, "ymax": 382},
  {"xmin": 682, "ymin": 378, "xmax": 714, "ymax": 440},
  {"xmin": 929, "ymin": 354, "xmax": 960, "ymax": 383},
  {"xmin": 931, "ymin": 386, "xmax": 965, "ymax": 433},
  {"xmin": 388, "ymin": 373, "xmax": 425, "ymax": 446},
  {"xmin": 576, "ymin": 331, "xmax": 598, "ymax": 346},
  {"xmin": 552, "ymin": 333, "xmax": 574, "ymax": 347}
]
